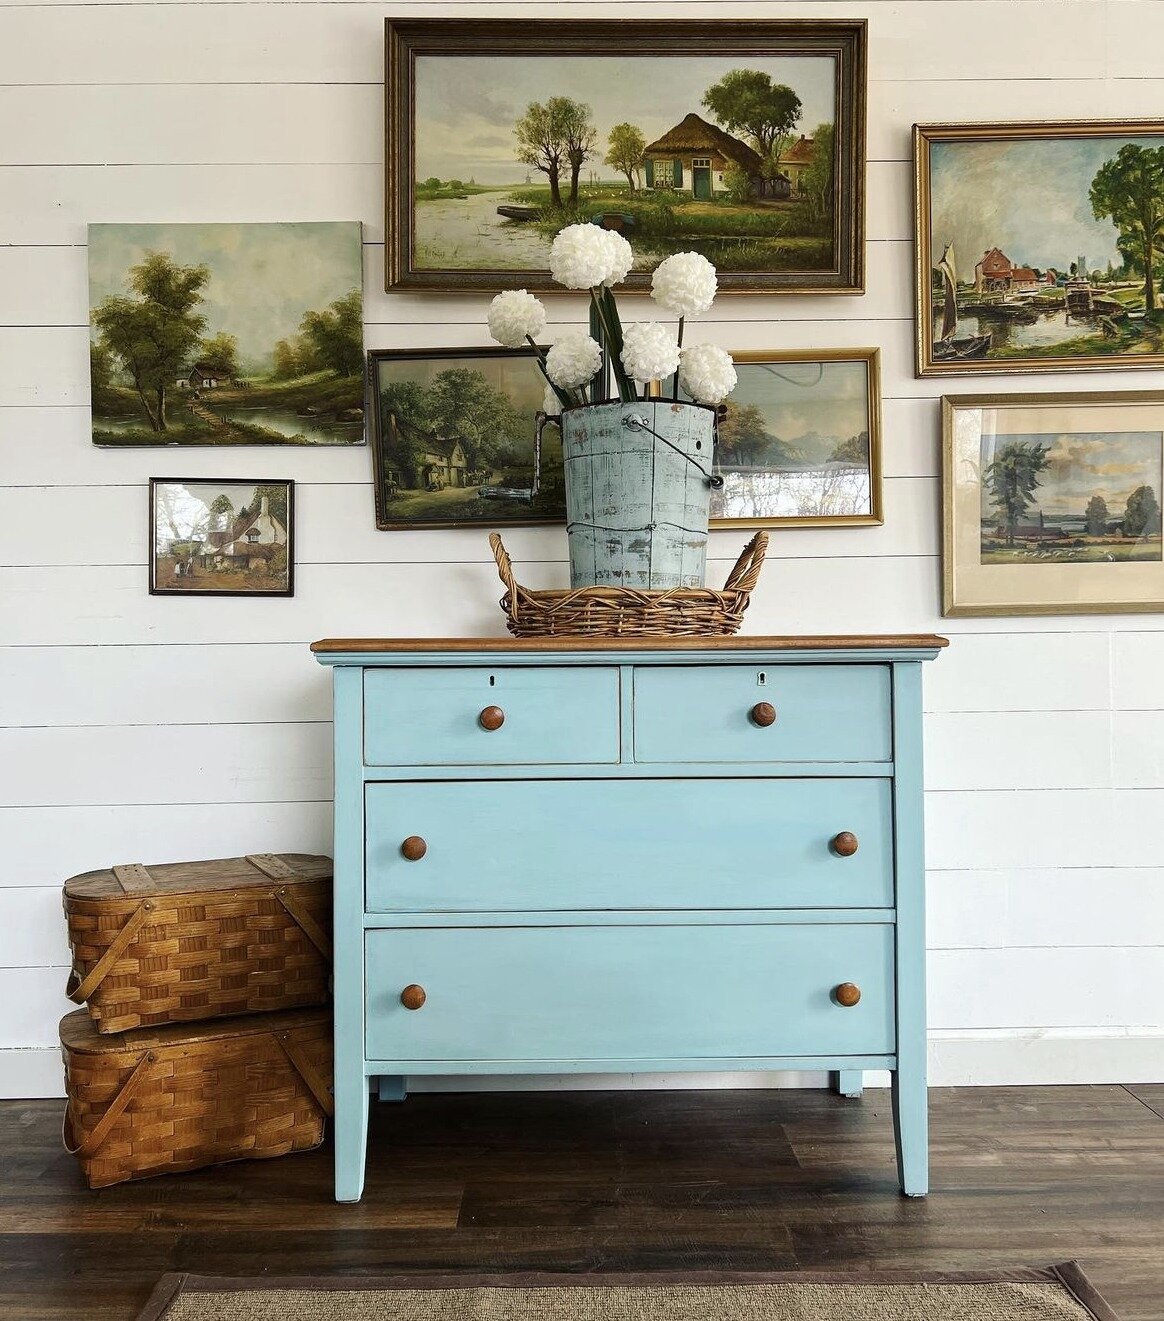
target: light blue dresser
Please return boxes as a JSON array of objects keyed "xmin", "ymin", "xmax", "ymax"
[{"xmin": 312, "ymin": 634, "xmax": 947, "ymax": 1203}]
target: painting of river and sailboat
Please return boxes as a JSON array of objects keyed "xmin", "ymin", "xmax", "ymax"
[
  {"xmin": 916, "ymin": 122, "xmax": 1164, "ymax": 376},
  {"xmin": 89, "ymin": 223, "xmax": 365, "ymax": 446}
]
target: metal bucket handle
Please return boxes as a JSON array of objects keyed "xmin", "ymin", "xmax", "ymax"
[{"xmin": 620, "ymin": 412, "xmax": 724, "ymax": 488}]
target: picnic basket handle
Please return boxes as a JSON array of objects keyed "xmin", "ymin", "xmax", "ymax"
[
  {"xmin": 722, "ymin": 532, "xmax": 768, "ymax": 594},
  {"xmin": 62, "ymin": 1050, "xmax": 156, "ymax": 1158},
  {"xmin": 65, "ymin": 900, "xmax": 154, "ymax": 1004}
]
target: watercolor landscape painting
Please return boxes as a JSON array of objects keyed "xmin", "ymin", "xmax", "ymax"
[
  {"xmin": 918, "ymin": 123, "xmax": 1164, "ymax": 374},
  {"xmin": 89, "ymin": 223, "xmax": 364, "ymax": 446}
]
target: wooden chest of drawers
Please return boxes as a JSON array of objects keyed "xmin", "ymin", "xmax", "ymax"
[{"xmin": 313, "ymin": 634, "xmax": 946, "ymax": 1203}]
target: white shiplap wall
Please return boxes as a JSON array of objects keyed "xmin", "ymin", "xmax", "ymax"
[{"xmin": 2, "ymin": 0, "xmax": 1163, "ymax": 1099}]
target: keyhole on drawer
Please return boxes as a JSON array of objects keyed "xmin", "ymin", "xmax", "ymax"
[
  {"xmin": 757, "ymin": 672, "xmax": 767, "ymax": 686},
  {"xmin": 489, "ymin": 675, "xmax": 496, "ymax": 687}
]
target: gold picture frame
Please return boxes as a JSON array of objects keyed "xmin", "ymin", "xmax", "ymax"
[
  {"xmin": 386, "ymin": 18, "xmax": 867, "ymax": 295},
  {"xmin": 942, "ymin": 390, "xmax": 1164, "ymax": 617},
  {"xmin": 709, "ymin": 348, "xmax": 882, "ymax": 528},
  {"xmin": 915, "ymin": 120, "xmax": 1164, "ymax": 376}
]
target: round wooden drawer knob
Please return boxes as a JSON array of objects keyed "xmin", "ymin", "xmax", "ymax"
[
  {"xmin": 400, "ymin": 835, "xmax": 427, "ymax": 862},
  {"xmin": 831, "ymin": 831, "xmax": 859, "ymax": 857},
  {"xmin": 834, "ymin": 982, "xmax": 862, "ymax": 1008},
  {"xmin": 400, "ymin": 984, "xmax": 427, "ymax": 1010},
  {"xmin": 478, "ymin": 705, "xmax": 505, "ymax": 731},
  {"xmin": 750, "ymin": 701, "xmax": 777, "ymax": 727}
]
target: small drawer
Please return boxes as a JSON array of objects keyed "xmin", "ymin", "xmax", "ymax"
[
  {"xmin": 363, "ymin": 666, "xmax": 620, "ymax": 766},
  {"xmin": 633, "ymin": 664, "xmax": 891, "ymax": 764},
  {"xmin": 365, "ymin": 922, "xmax": 895, "ymax": 1062},
  {"xmin": 365, "ymin": 777, "xmax": 893, "ymax": 912}
]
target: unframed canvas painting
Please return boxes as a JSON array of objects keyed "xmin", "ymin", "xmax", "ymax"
[
  {"xmin": 917, "ymin": 122, "xmax": 1164, "ymax": 374},
  {"xmin": 89, "ymin": 222, "xmax": 364, "ymax": 446}
]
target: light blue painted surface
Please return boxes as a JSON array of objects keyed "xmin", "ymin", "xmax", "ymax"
[
  {"xmin": 365, "ymin": 923, "xmax": 895, "ymax": 1063},
  {"xmin": 364, "ymin": 777, "xmax": 894, "ymax": 913},
  {"xmin": 633, "ymin": 664, "xmax": 892, "ymax": 764},
  {"xmin": 363, "ymin": 665, "xmax": 621, "ymax": 766},
  {"xmin": 314, "ymin": 643, "xmax": 940, "ymax": 1202}
]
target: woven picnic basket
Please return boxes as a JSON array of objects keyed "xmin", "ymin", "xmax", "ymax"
[
  {"xmin": 489, "ymin": 530, "xmax": 768, "ymax": 638},
  {"xmin": 60, "ymin": 1006, "xmax": 333, "ymax": 1188},
  {"xmin": 63, "ymin": 853, "xmax": 332, "ymax": 1034}
]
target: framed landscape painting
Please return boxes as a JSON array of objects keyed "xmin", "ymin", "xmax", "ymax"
[
  {"xmin": 369, "ymin": 348, "xmax": 565, "ymax": 530},
  {"xmin": 149, "ymin": 479, "xmax": 294, "ymax": 597},
  {"xmin": 942, "ymin": 392, "xmax": 1164, "ymax": 616},
  {"xmin": 703, "ymin": 349, "xmax": 881, "ymax": 527},
  {"xmin": 386, "ymin": 19, "xmax": 866, "ymax": 293},
  {"xmin": 916, "ymin": 121, "xmax": 1164, "ymax": 375},
  {"xmin": 90, "ymin": 222, "xmax": 364, "ymax": 445}
]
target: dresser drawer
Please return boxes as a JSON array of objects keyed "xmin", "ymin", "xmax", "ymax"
[
  {"xmin": 365, "ymin": 777, "xmax": 893, "ymax": 912},
  {"xmin": 633, "ymin": 664, "xmax": 891, "ymax": 764},
  {"xmin": 363, "ymin": 666, "xmax": 620, "ymax": 766},
  {"xmin": 365, "ymin": 922, "xmax": 895, "ymax": 1062}
]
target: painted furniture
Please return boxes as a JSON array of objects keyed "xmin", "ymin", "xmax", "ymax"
[{"xmin": 312, "ymin": 635, "xmax": 947, "ymax": 1203}]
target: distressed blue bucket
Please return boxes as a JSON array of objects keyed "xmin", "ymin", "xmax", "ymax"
[{"xmin": 561, "ymin": 400, "xmax": 717, "ymax": 590}]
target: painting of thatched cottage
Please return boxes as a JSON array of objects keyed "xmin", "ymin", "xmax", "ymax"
[
  {"xmin": 642, "ymin": 113, "xmax": 790, "ymax": 200},
  {"xmin": 200, "ymin": 494, "xmax": 288, "ymax": 571}
]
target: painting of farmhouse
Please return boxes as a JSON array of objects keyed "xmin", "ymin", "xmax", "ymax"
[
  {"xmin": 407, "ymin": 52, "xmax": 838, "ymax": 285},
  {"xmin": 150, "ymin": 479, "xmax": 294, "ymax": 595},
  {"xmin": 699, "ymin": 351, "xmax": 880, "ymax": 527},
  {"xmin": 89, "ymin": 222, "xmax": 364, "ymax": 445},
  {"xmin": 918, "ymin": 123, "xmax": 1164, "ymax": 373},
  {"xmin": 979, "ymin": 432, "xmax": 1162, "ymax": 565},
  {"xmin": 369, "ymin": 348, "xmax": 565, "ymax": 529}
]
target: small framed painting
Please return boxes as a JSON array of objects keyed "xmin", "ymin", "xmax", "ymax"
[
  {"xmin": 915, "ymin": 120, "xmax": 1164, "ymax": 376},
  {"xmin": 386, "ymin": 18, "xmax": 866, "ymax": 294},
  {"xmin": 707, "ymin": 348, "xmax": 882, "ymax": 527},
  {"xmin": 369, "ymin": 347, "xmax": 566, "ymax": 530},
  {"xmin": 942, "ymin": 391, "xmax": 1164, "ymax": 616},
  {"xmin": 149, "ymin": 479, "xmax": 294, "ymax": 596}
]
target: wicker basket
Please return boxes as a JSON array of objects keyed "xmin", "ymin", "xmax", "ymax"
[
  {"xmin": 489, "ymin": 530, "xmax": 768, "ymax": 638},
  {"xmin": 60, "ymin": 1006, "xmax": 333, "ymax": 1188},
  {"xmin": 64, "ymin": 853, "xmax": 332, "ymax": 1034}
]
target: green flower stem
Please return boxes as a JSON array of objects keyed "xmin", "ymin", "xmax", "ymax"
[
  {"xmin": 590, "ymin": 287, "xmax": 636, "ymax": 403},
  {"xmin": 671, "ymin": 315, "xmax": 685, "ymax": 401},
  {"xmin": 526, "ymin": 335, "xmax": 576, "ymax": 411}
]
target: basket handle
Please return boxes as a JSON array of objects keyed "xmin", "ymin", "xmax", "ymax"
[
  {"xmin": 63, "ymin": 1050, "xmax": 156, "ymax": 1158},
  {"xmin": 273, "ymin": 1031, "xmax": 335, "ymax": 1119},
  {"xmin": 721, "ymin": 531, "xmax": 769, "ymax": 593},
  {"xmin": 489, "ymin": 532, "xmax": 520, "ymax": 623},
  {"xmin": 273, "ymin": 887, "xmax": 332, "ymax": 961},
  {"xmin": 66, "ymin": 900, "xmax": 153, "ymax": 1004}
]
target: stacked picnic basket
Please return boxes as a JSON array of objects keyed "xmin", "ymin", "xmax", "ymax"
[{"xmin": 60, "ymin": 853, "xmax": 334, "ymax": 1188}]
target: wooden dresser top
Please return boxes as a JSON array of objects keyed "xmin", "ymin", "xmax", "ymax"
[{"xmin": 311, "ymin": 635, "xmax": 949, "ymax": 654}]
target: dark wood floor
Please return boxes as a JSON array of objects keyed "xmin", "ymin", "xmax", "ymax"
[{"xmin": 0, "ymin": 1085, "xmax": 1161, "ymax": 1321}]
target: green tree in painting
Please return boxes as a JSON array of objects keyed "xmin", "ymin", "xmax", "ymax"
[
  {"xmin": 1085, "ymin": 494, "xmax": 1109, "ymax": 536},
  {"xmin": 605, "ymin": 123, "xmax": 646, "ymax": 193},
  {"xmin": 563, "ymin": 102, "xmax": 597, "ymax": 205},
  {"xmin": 379, "ymin": 380, "xmax": 433, "ymax": 487},
  {"xmin": 1089, "ymin": 144, "xmax": 1164, "ymax": 313},
  {"xmin": 830, "ymin": 431, "xmax": 868, "ymax": 465},
  {"xmin": 253, "ymin": 483, "xmax": 289, "ymax": 529},
  {"xmin": 514, "ymin": 98, "xmax": 595, "ymax": 209},
  {"xmin": 92, "ymin": 251, "xmax": 208, "ymax": 432},
  {"xmin": 272, "ymin": 337, "xmax": 305, "ymax": 380},
  {"xmin": 199, "ymin": 332, "xmax": 240, "ymax": 380},
  {"xmin": 984, "ymin": 441, "xmax": 1049, "ymax": 546},
  {"xmin": 715, "ymin": 402, "xmax": 789, "ymax": 467},
  {"xmin": 425, "ymin": 368, "xmax": 526, "ymax": 474},
  {"xmin": 1122, "ymin": 484, "xmax": 1161, "ymax": 537},
  {"xmin": 701, "ymin": 71, "xmax": 802, "ymax": 171},
  {"xmin": 300, "ymin": 289, "xmax": 362, "ymax": 378},
  {"xmin": 801, "ymin": 123, "xmax": 835, "ymax": 229},
  {"xmin": 208, "ymin": 492, "xmax": 234, "ymax": 530}
]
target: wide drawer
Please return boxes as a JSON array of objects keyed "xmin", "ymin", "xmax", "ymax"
[
  {"xmin": 363, "ymin": 666, "xmax": 620, "ymax": 766},
  {"xmin": 365, "ymin": 922, "xmax": 895, "ymax": 1062},
  {"xmin": 633, "ymin": 664, "xmax": 892, "ymax": 764},
  {"xmin": 365, "ymin": 777, "xmax": 893, "ymax": 912}
]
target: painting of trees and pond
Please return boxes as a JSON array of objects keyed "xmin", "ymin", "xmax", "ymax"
[
  {"xmin": 918, "ymin": 123, "xmax": 1164, "ymax": 374},
  {"xmin": 386, "ymin": 21, "xmax": 865, "ymax": 292},
  {"xmin": 89, "ymin": 223, "xmax": 364, "ymax": 446},
  {"xmin": 369, "ymin": 349, "xmax": 564, "ymax": 529},
  {"xmin": 980, "ymin": 432, "xmax": 1162, "ymax": 564}
]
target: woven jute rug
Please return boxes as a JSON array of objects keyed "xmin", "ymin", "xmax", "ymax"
[{"xmin": 136, "ymin": 1266, "xmax": 1121, "ymax": 1321}]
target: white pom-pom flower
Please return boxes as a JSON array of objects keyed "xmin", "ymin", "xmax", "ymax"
[
  {"xmin": 545, "ymin": 331, "xmax": 603, "ymax": 390},
  {"xmin": 650, "ymin": 252, "xmax": 718, "ymax": 318},
  {"xmin": 541, "ymin": 385, "xmax": 562, "ymax": 418},
  {"xmin": 678, "ymin": 343, "xmax": 737, "ymax": 405},
  {"xmin": 486, "ymin": 289, "xmax": 547, "ymax": 348},
  {"xmin": 620, "ymin": 322, "xmax": 681, "ymax": 384},
  {"xmin": 550, "ymin": 224, "xmax": 633, "ymax": 290}
]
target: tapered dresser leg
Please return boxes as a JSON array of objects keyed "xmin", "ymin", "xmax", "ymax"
[
  {"xmin": 891, "ymin": 1064, "xmax": 928, "ymax": 1197},
  {"xmin": 334, "ymin": 1072, "xmax": 369, "ymax": 1203},
  {"xmin": 830, "ymin": 1069, "xmax": 864, "ymax": 1098}
]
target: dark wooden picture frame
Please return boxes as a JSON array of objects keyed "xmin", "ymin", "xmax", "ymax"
[
  {"xmin": 386, "ymin": 18, "xmax": 866, "ymax": 294},
  {"xmin": 149, "ymin": 478, "xmax": 295, "ymax": 597},
  {"xmin": 368, "ymin": 347, "xmax": 565, "ymax": 530}
]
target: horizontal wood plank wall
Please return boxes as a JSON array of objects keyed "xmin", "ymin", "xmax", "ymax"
[{"xmin": 2, "ymin": 0, "xmax": 1163, "ymax": 1094}]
